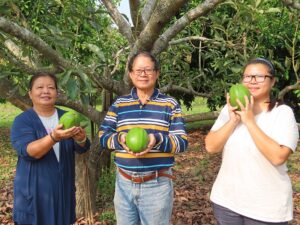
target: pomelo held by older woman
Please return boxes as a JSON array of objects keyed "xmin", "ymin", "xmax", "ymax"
[{"xmin": 59, "ymin": 111, "xmax": 83, "ymax": 129}]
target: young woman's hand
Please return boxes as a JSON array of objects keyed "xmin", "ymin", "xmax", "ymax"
[
  {"xmin": 235, "ymin": 95, "xmax": 255, "ymax": 125},
  {"xmin": 226, "ymin": 93, "xmax": 240, "ymax": 125}
]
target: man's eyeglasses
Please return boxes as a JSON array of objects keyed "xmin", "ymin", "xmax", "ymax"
[
  {"xmin": 242, "ymin": 75, "xmax": 273, "ymax": 83},
  {"xmin": 133, "ymin": 68, "xmax": 156, "ymax": 76}
]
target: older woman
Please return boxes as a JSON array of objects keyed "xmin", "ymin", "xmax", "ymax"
[{"xmin": 10, "ymin": 73, "xmax": 90, "ymax": 225}]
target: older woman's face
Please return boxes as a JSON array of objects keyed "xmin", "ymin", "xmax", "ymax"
[{"xmin": 29, "ymin": 76, "xmax": 58, "ymax": 108}]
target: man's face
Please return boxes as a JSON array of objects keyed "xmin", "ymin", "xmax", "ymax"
[{"xmin": 129, "ymin": 55, "xmax": 159, "ymax": 91}]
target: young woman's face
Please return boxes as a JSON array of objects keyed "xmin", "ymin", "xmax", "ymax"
[
  {"xmin": 129, "ymin": 55, "xmax": 159, "ymax": 91},
  {"xmin": 29, "ymin": 76, "xmax": 58, "ymax": 108},
  {"xmin": 242, "ymin": 63, "xmax": 275, "ymax": 101}
]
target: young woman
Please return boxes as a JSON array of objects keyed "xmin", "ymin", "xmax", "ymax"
[
  {"xmin": 205, "ymin": 58, "xmax": 299, "ymax": 225},
  {"xmin": 11, "ymin": 73, "xmax": 90, "ymax": 225}
]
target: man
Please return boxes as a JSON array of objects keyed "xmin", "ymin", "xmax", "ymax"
[{"xmin": 99, "ymin": 51, "xmax": 188, "ymax": 225}]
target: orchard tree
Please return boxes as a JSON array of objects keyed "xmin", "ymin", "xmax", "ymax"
[{"xmin": 0, "ymin": 0, "xmax": 299, "ymax": 223}]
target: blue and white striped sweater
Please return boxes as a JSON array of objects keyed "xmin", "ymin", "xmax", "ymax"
[{"xmin": 99, "ymin": 88, "xmax": 188, "ymax": 172}]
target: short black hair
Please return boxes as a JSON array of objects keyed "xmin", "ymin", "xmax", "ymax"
[
  {"xmin": 29, "ymin": 73, "xmax": 58, "ymax": 90},
  {"xmin": 128, "ymin": 51, "xmax": 160, "ymax": 72},
  {"xmin": 245, "ymin": 57, "xmax": 275, "ymax": 76}
]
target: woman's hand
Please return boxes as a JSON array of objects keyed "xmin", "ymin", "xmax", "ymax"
[
  {"xmin": 73, "ymin": 126, "xmax": 87, "ymax": 144},
  {"xmin": 226, "ymin": 93, "xmax": 240, "ymax": 125},
  {"xmin": 51, "ymin": 124, "xmax": 82, "ymax": 141},
  {"xmin": 235, "ymin": 95, "xmax": 255, "ymax": 126}
]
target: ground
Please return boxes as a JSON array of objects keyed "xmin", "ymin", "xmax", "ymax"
[{"xmin": 1, "ymin": 128, "xmax": 300, "ymax": 225}]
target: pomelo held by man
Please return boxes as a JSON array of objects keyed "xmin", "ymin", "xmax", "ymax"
[
  {"xmin": 229, "ymin": 84, "xmax": 251, "ymax": 110},
  {"xmin": 59, "ymin": 111, "xmax": 82, "ymax": 129},
  {"xmin": 125, "ymin": 127, "xmax": 149, "ymax": 153}
]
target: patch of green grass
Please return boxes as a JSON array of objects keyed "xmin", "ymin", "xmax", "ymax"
[
  {"xmin": 0, "ymin": 128, "xmax": 17, "ymax": 181},
  {"xmin": 287, "ymin": 148, "xmax": 300, "ymax": 193},
  {"xmin": 99, "ymin": 210, "xmax": 116, "ymax": 223},
  {"xmin": 0, "ymin": 103, "xmax": 22, "ymax": 128},
  {"xmin": 186, "ymin": 120, "xmax": 215, "ymax": 131},
  {"xmin": 181, "ymin": 97, "xmax": 210, "ymax": 115},
  {"xmin": 98, "ymin": 167, "xmax": 116, "ymax": 207}
]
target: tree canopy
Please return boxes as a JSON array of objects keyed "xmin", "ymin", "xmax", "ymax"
[{"xmin": 0, "ymin": 0, "xmax": 299, "ymax": 121}]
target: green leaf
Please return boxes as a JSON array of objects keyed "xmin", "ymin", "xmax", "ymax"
[
  {"xmin": 230, "ymin": 64, "xmax": 242, "ymax": 74},
  {"xmin": 85, "ymin": 44, "xmax": 106, "ymax": 61},
  {"xmin": 255, "ymin": 0, "xmax": 262, "ymax": 8},
  {"xmin": 265, "ymin": 8, "xmax": 281, "ymax": 13},
  {"xmin": 285, "ymin": 57, "xmax": 291, "ymax": 70},
  {"xmin": 60, "ymin": 70, "xmax": 72, "ymax": 86},
  {"xmin": 295, "ymin": 60, "xmax": 299, "ymax": 73},
  {"xmin": 65, "ymin": 79, "xmax": 78, "ymax": 100}
]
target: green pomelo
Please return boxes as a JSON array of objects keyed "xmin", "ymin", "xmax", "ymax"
[
  {"xmin": 229, "ymin": 84, "xmax": 251, "ymax": 110},
  {"xmin": 125, "ymin": 127, "xmax": 149, "ymax": 153},
  {"xmin": 59, "ymin": 111, "xmax": 82, "ymax": 129}
]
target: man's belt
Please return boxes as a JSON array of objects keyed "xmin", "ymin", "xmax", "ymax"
[{"xmin": 118, "ymin": 167, "xmax": 175, "ymax": 183}]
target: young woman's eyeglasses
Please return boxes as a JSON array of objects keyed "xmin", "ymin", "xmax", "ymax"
[
  {"xmin": 133, "ymin": 68, "xmax": 156, "ymax": 76},
  {"xmin": 242, "ymin": 75, "xmax": 273, "ymax": 83}
]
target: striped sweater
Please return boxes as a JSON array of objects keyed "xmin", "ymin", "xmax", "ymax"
[{"xmin": 99, "ymin": 87, "xmax": 188, "ymax": 172}]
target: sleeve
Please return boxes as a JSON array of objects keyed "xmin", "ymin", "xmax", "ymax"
[
  {"xmin": 98, "ymin": 101, "xmax": 124, "ymax": 151},
  {"xmin": 271, "ymin": 105, "xmax": 299, "ymax": 152},
  {"xmin": 210, "ymin": 105, "xmax": 229, "ymax": 131},
  {"xmin": 153, "ymin": 101, "xmax": 188, "ymax": 154},
  {"xmin": 74, "ymin": 138, "xmax": 91, "ymax": 153},
  {"xmin": 10, "ymin": 114, "xmax": 38, "ymax": 161}
]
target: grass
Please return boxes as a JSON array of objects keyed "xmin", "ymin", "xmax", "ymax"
[
  {"xmin": 287, "ymin": 146, "xmax": 300, "ymax": 192},
  {"xmin": 181, "ymin": 97, "xmax": 211, "ymax": 115},
  {"xmin": 0, "ymin": 102, "xmax": 22, "ymax": 128},
  {"xmin": 0, "ymin": 128, "xmax": 17, "ymax": 181}
]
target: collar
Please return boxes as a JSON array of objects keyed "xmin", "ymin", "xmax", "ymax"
[{"xmin": 130, "ymin": 87, "xmax": 160, "ymax": 100}]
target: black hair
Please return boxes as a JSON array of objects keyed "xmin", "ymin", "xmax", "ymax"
[
  {"xmin": 244, "ymin": 57, "xmax": 275, "ymax": 76},
  {"xmin": 244, "ymin": 57, "xmax": 282, "ymax": 111},
  {"xmin": 128, "ymin": 51, "xmax": 160, "ymax": 72},
  {"xmin": 29, "ymin": 73, "xmax": 58, "ymax": 90}
]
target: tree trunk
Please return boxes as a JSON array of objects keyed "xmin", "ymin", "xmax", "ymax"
[
  {"xmin": 75, "ymin": 90, "xmax": 114, "ymax": 222},
  {"xmin": 184, "ymin": 111, "xmax": 219, "ymax": 123},
  {"xmin": 75, "ymin": 137, "xmax": 101, "ymax": 223}
]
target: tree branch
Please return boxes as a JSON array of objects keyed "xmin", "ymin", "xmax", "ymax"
[
  {"xmin": 0, "ymin": 45, "xmax": 61, "ymax": 75},
  {"xmin": 0, "ymin": 16, "xmax": 71, "ymax": 68},
  {"xmin": 141, "ymin": 0, "xmax": 158, "ymax": 28},
  {"xmin": 133, "ymin": 0, "xmax": 188, "ymax": 52},
  {"xmin": 281, "ymin": 0, "xmax": 300, "ymax": 10},
  {"xmin": 56, "ymin": 95, "xmax": 106, "ymax": 124},
  {"xmin": 129, "ymin": 0, "xmax": 141, "ymax": 30},
  {"xmin": 184, "ymin": 111, "xmax": 219, "ymax": 123},
  {"xmin": 152, "ymin": 0, "xmax": 225, "ymax": 55},
  {"xmin": 0, "ymin": 17, "xmax": 128, "ymax": 96},
  {"xmin": 278, "ymin": 80, "xmax": 300, "ymax": 100},
  {"xmin": 101, "ymin": 0, "xmax": 135, "ymax": 44}
]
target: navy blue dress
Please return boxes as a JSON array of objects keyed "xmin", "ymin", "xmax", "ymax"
[{"xmin": 10, "ymin": 108, "xmax": 90, "ymax": 225}]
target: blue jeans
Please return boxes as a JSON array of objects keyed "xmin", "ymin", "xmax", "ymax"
[
  {"xmin": 114, "ymin": 168, "xmax": 173, "ymax": 225},
  {"xmin": 212, "ymin": 202, "xmax": 288, "ymax": 225}
]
